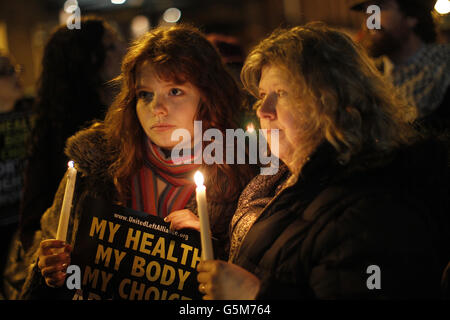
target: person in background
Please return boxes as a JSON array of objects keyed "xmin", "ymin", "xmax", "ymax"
[
  {"xmin": 19, "ymin": 17, "xmax": 125, "ymax": 251},
  {"xmin": 0, "ymin": 52, "xmax": 34, "ymax": 299},
  {"xmin": 206, "ymin": 33, "xmax": 258, "ymax": 133},
  {"xmin": 206, "ymin": 33, "xmax": 246, "ymax": 87},
  {"xmin": 351, "ymin": 0, "xmax": 450, "ymax": 131},
  {"xmin": 197, "ymin": 23, "xmax": 449, "ymax": 299},
  {"xmin": 2, "ymin": 17, "xmax": 125, "ymax": 300},
  {"xmin": 19, "ymin": 24, "xmax": 256, "ymax": 299}
]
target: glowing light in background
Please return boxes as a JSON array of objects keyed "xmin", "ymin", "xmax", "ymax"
[
  {"xmin": 163, "ymin": 8, "xmax": 182, "ymax": 23},
  {"xmin": 131, "ymin": 15, "xmax": 150, "ymax": 39},
  {"xmin": 0, "ymin": 21, "xmax": 8, "ymax": 53},
  {"xmin": 111, "ymin": 0, "xmax": 127, "ymax": 4},
  {"xmin": 435, "ymin": 0, "xmax": 450, "ymax": 14}
]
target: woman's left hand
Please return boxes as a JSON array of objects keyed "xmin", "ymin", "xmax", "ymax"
[
  {"xmin": 197, "ymin": 260, "xmax": 260, "ymax": 300},
  {"xmin": 164, "ymin": 209, "xmax": 200, "ymax": 231}
]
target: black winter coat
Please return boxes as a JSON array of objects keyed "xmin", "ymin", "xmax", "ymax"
[{"xmin": 235, "ymin": 140, "xmax": 449, "ymax": 299}]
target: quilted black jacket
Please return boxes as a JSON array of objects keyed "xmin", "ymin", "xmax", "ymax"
[{"xmin": 235, "ymin": 140, "xmax": 449, "ymax": 299}]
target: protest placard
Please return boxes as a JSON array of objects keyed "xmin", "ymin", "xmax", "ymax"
[{"xmin": 70, "ymin": 196, "xmax": 203, "ymax": 300}]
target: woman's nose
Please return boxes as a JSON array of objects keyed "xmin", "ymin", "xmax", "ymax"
[
  {"xmin": 257, "ymin": 92, "xmax": 277, "ymax": 120},
  {"xmin": 151, "ymin": 95, "xmax": 168, "ymax": 116}
]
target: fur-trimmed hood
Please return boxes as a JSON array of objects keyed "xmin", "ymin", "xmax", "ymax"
[
  {"xmin": 64, "ymin": 123, "xmax": 118, "ymax": 199},
  {"xmin": 64, "ymin": 124, "xmax": 114, "ymax": 180}
]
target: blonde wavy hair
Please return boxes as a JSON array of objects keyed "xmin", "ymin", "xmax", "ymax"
[{"xmin": 241, "ymin": 22, "xmax": 418, "ymax": 181}]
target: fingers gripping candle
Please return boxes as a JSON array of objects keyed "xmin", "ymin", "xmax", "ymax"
[
  {"xmin": 56, "ymin": 161, "xmax": 77, "ymax": 242},
  {"xmin": 194, "ymin": 171, "xmax": 214, "ymax": 260}
]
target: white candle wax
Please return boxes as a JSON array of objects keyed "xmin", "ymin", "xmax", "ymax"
[
  {"xmin": 194, "ymin": 171, "xmax": 214, "ymax": 260},
  {"xmin": 56, "ymin": 161, "xmax": 77, "ymax": 242}
]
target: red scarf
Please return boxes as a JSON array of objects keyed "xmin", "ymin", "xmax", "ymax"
[{"xmin": 130, "ymin": 140, "xmax": 200, "ymax": 218}]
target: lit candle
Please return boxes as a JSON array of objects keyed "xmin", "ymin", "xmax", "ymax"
[
  {"xmin": 56, "ymin": 161, "xmax": 77, "ymax": 242},
  {"xmin": 246, "ymin": 123, "xmax": 255, "ymax": 133},
  {"xmin": 194, "ymin": 171, "xmax": 214, "ymax": 260}
]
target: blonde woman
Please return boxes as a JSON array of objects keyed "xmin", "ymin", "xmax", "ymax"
[{"xmin": 197, "ymin": 23, "xmax": 449, "ymax": 299}]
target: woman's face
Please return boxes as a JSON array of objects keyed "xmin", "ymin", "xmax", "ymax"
[
  {"xmin": 135, "ymin": 61, "xmax": 201, "ymax": 150},
  {"xmin": 257, "ymin": 64, "xmax": 300, "ymax": 165}
]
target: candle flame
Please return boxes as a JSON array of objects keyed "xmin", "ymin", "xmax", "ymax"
[
  {"xmin": 194, "ymin": 171, "xmax": 204, "ymax": 187},
  {"xmin": 68, "ymin": 160, "xmax": 74, "ymax": 168},
  {"xmin": 246, "ymin": 123, "xmax": 255, "ymax": 133}
]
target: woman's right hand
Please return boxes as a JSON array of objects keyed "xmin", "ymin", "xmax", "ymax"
[
  {"xmin": 197, "ymin": 260, "xmax": 261, "ymax": 300},
  {"xmin": 37, "ymin": 239, "xmax": 72, "ymax": 288}
]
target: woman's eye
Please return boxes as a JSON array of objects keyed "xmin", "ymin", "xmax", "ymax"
[
  {"xmin": 259, "ymin": 92, "xmax": 266, "ymax": 99},
  {"xmin": 277, "ymin": 90, "xmax": 287, "ymax": 97},
  {"xmin": 169, "ymin": 88, "xmax": 183, "ymax": 96},
  {"xmin": 137, "ymin": 91, "xmax": 154, "ymax": 102}
]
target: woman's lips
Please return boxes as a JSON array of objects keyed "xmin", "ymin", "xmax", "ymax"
[{"xmin": 151, "ymin": 124, "xmax": 175, "ymax": 131}]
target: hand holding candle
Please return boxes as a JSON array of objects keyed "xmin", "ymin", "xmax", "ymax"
[
  {"xmin": 56, "ymin": 161, "xmax": 77, "ymax": 242},
  {"xmin": 194, "ymin": 171, "xmax": 214, "ymax": 260}
]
